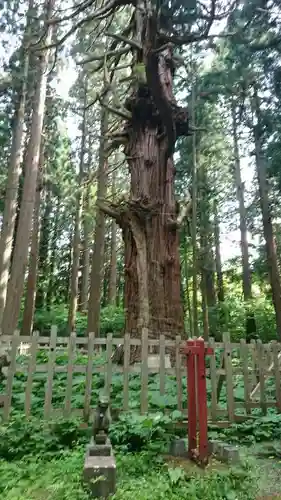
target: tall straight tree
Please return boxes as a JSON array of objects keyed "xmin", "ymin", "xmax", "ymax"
[
  {"xmin": 21, "ymin": 147, "xmax": 44, "ymax": 335},
  {"xmin": 0, "ymin": 0, "xmax": 34, "ymax": 327},
  {"xmin": 252, "ymin": 85, "xmax": 281, "ymax": 340},
  {"xmin": 87, "ymin": 102, "xmax": 108, "ymax": 335},
  {"xmin": 1, "ymin": 0, "xmax": 55, "ymax": 334},
  {"xmin": 67, "ymin": 79, "xmax": 87, "ymax": 333},
  {"xmin": 108, "ymin": 168, "xmax": 117, "ymax": 305},
  {"xmin": 231, "ymin": 99, "xmax": 256, "ymax": 338}
]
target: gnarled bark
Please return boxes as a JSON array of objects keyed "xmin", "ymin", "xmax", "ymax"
[{"xmin": 101, "ymin": 51, "xmax": 189, "ymax": 350}]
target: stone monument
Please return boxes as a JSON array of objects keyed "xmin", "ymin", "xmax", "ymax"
[{"xmin": 83, "ymin": 394, "xmax": 116, "ymax": 498}]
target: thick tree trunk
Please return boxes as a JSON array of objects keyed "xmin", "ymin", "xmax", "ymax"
[
  {"xmin": 1, "ymin": 0, "xmax": 55, "ymax": 335},
  {"xmin": 100, "ymin": 21, "xmax": 189, "ymax": 360},
  {"xmin": 87, "ymin": 104, "xmax": 109, "ymax": 335},
  {"xmin": 21, "ymin": 151, "xmax": 43, "ymax": 335},
  {"xmin": 122, "ymin": 133, "xmax": 184, "ymax": 336},
  {"xmin": 108, "ymin": 170, "xmax": 117, "ymax": 305},
  {"xmin": 252, "ymin": 88, "xmax": 281, "ymax": 340},
  {"xmin": 0, "ymin": 2, "xmax": 32, "ymax": 327},
  {"xmin": 231, "ymin": 100, "xmax": 256, "ymax": 339}
]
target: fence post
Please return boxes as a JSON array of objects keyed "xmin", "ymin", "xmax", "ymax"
[
  {"xmin": 3, "ymin": 330, "xmax": 20, "ymax": 422},
  {"xmin": 196, "ymin": 338, "xmax": 208, "ymax": 465},
  {"xmin": 187, "ymin": 339, "xmax": 196, "ymax": 457},
  {"xmin": 141, "ymin": 328, "xmax": 149, "ymax": 414}
]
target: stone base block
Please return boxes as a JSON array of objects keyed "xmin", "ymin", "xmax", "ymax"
[
  {"xmin": 87, "ymin": 438, "xmax": 112, "ymax": 457},
  {"xmin": 222, "ymin": 445, "xmax": 240, "ymax": 464},
  {"xmin": 83, "ymin": 455, "xmax": 116, "ymax": 498},
  {"xmin": 208, "ymin": 439, "xmax": 240, "ymax": 465},
  {"xmin": 169, "ymin": 439, "xmax": 188, "ymax": 457}
]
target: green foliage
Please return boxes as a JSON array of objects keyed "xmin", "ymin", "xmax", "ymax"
[
  {"xmin": 0, "ymin": 449, "xmax": 88, "ymax": 500},
  {"xmin": 110, "ymin": 411, "xmax": 184, "ymax": 452},
  {"xmin": 209, "ymin": 414, "xmax": 281, "ymax": 445},
  {"xmin": 114, "ymin": 453, "xmax": 256, "ymax": 500},
  {"xmin": 0, "ymin": 415, "xmax": 258, "ymax": 500},
  {"xmin": 19, "ymin": 295, "xmax": 278, "ymax": 342},
  {"xmin": 217, "ymin": 296, "xmax": 277, "ymax": 342},
  {"xmin": 19, "ymin": 305, "xmax": 125, "ymax": 336},
  {"xmin": 0, "ymin": 417, "xmax": 89, "ymax": 461}
]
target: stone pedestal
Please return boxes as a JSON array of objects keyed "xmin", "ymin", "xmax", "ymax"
[
  {"xmin": 169, "ymin": 438, "xmax": 188, "ymax": 457},
  {"xmin": 208, "ymin": 439, "xmax": 240, "ymax": 464},
  {"xmin": 83, "ymin": 438, "xmax": 116, "ymax": 498}
]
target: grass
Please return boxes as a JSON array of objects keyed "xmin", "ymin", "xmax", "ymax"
[
  {"xmin": 0, "ymin": 411, "xmax": 275, "ymax": 500},
  {"xmin": 0, "ymin": 445, "xmax": 258, "ymax": 500}
]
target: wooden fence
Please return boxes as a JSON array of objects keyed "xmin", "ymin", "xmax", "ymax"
[{"xmin": 0, "ymin": 326, "xmax": 281, "ymax": 425}]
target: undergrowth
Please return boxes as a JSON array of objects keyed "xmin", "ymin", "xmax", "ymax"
[
  {"xmin": 0, "ymin": 346, "xmax": 277, "ymax": 417},
  {"xmin": 1, "ymin": 410, "xmax": 280, "ymax": 499},
  {"xmin": 0, "ymin": 414, "xmax": 259, "ymax": 500}
]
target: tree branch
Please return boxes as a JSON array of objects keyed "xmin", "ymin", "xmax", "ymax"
[
  {"xmin": 97, "ymin": 198, "xmax": 121, "ymax": 221},
  {"xmin": 176, "ymin": 192, "xmax": 192, "ymax": 226},
  {"xmin": 77, "ymin": 47, "xmax": 130, "ymax": 65},
  {"xmin": 105, "ymin": 31, "xmax": 142, "ymax": 50},
  {"xmin": 43, "ymin": 0, "xmax": 132, "ymax": 48},
  {"xmin": 48, "ymin": 0, "xmax": 129, "ymax": 25},
  {"xmin": 99, "ymin": 97, "xmax": 132, "ymax": 120}
]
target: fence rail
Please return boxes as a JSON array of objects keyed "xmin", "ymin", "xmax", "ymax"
[{"xmin": 0, "ymin": 327, "xmax": 281, "ymax": 424}]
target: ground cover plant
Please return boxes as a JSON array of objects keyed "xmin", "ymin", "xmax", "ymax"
[
  {"xmin": 0, "ymin": 414, "xmax": 259, "ymax": 500},
  {"xmin": 0, "ymin": 344, "xmax": 277, "ymax": 418}
]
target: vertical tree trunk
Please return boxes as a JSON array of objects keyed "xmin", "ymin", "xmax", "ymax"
[
  {"xmin": 87, "ymin": 104, "xmax": 109, "ymax": 335},
  {"xmin": 200, "ymin": 272, "xmax": 209, "ymax": 340},
  {"xmin": 116, "ymin": 256, "xmax": 123, "ymax": 308},
  {"xmin": 0, "ymin": 1, "xmax": 33, "ymax": 327},
  {"xmin": 199, "ymin": 162, "xmax": 216, "ymax": 338},
  {"xmin": 67, "ymin": 84, "xmax": 87, "ymax": 332},
  {"xmin": 252, "ymin": 87, "xmax": 281, "ymax": 340},
  {"xmin": 35, "ymin": 187, "xmax": 52, "ymax": 309},
  {"xmin": 231, "ymin": 100, "xmax": 256, "ymax": 339},
  {"xmin": 183, "ymin": 225, "xmax": 193, "ymax": 336},
  {"xmin": 102, "ymin": 235, "xmax": 110, "ymax": 307},
  {"xmin": 79, "ymin": 184, "xmax": 91, "ymax": 312},
  {"xmin": 21, "ymin": 149, "xmax": 44, "ymax": 335},
  {"xmin": 213, "ymin": 199, "xmax": 224, "ymax": 303},
  {"xmin": 46, "ymin": 198, "xmax": 60, "ymax": 310},
  {"xmin": 98, "ymin": 20, "xmax": 189, "ymax": 354},
  {"xmin": 1, "ymin": 0, "xmax": 55, "ymax": 335},
  {"xmin": 108, "ymin": 169, "xmax": 117, "ymax": 305}
]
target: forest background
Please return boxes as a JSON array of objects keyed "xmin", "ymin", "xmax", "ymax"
[{"xmin": 0, "ymin": 0, "xmax": 281, "ymax": 346}]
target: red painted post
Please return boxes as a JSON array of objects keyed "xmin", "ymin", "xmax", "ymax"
[
  {"xmin": 196, "ymin": 338, "xmax": 209, "ymax": 465},
  {"xmin": 187, "ymin": 339, "xmax": 197, "ymax": 457}
]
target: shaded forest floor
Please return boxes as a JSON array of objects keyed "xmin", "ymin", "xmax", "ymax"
[
  {"xmin": 242, "ymin": 441, "xmax": 281, "ymax": 499},
  {"xmin": 0, "ymin": 418, "xmax": 280, "ymax": 500}
]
